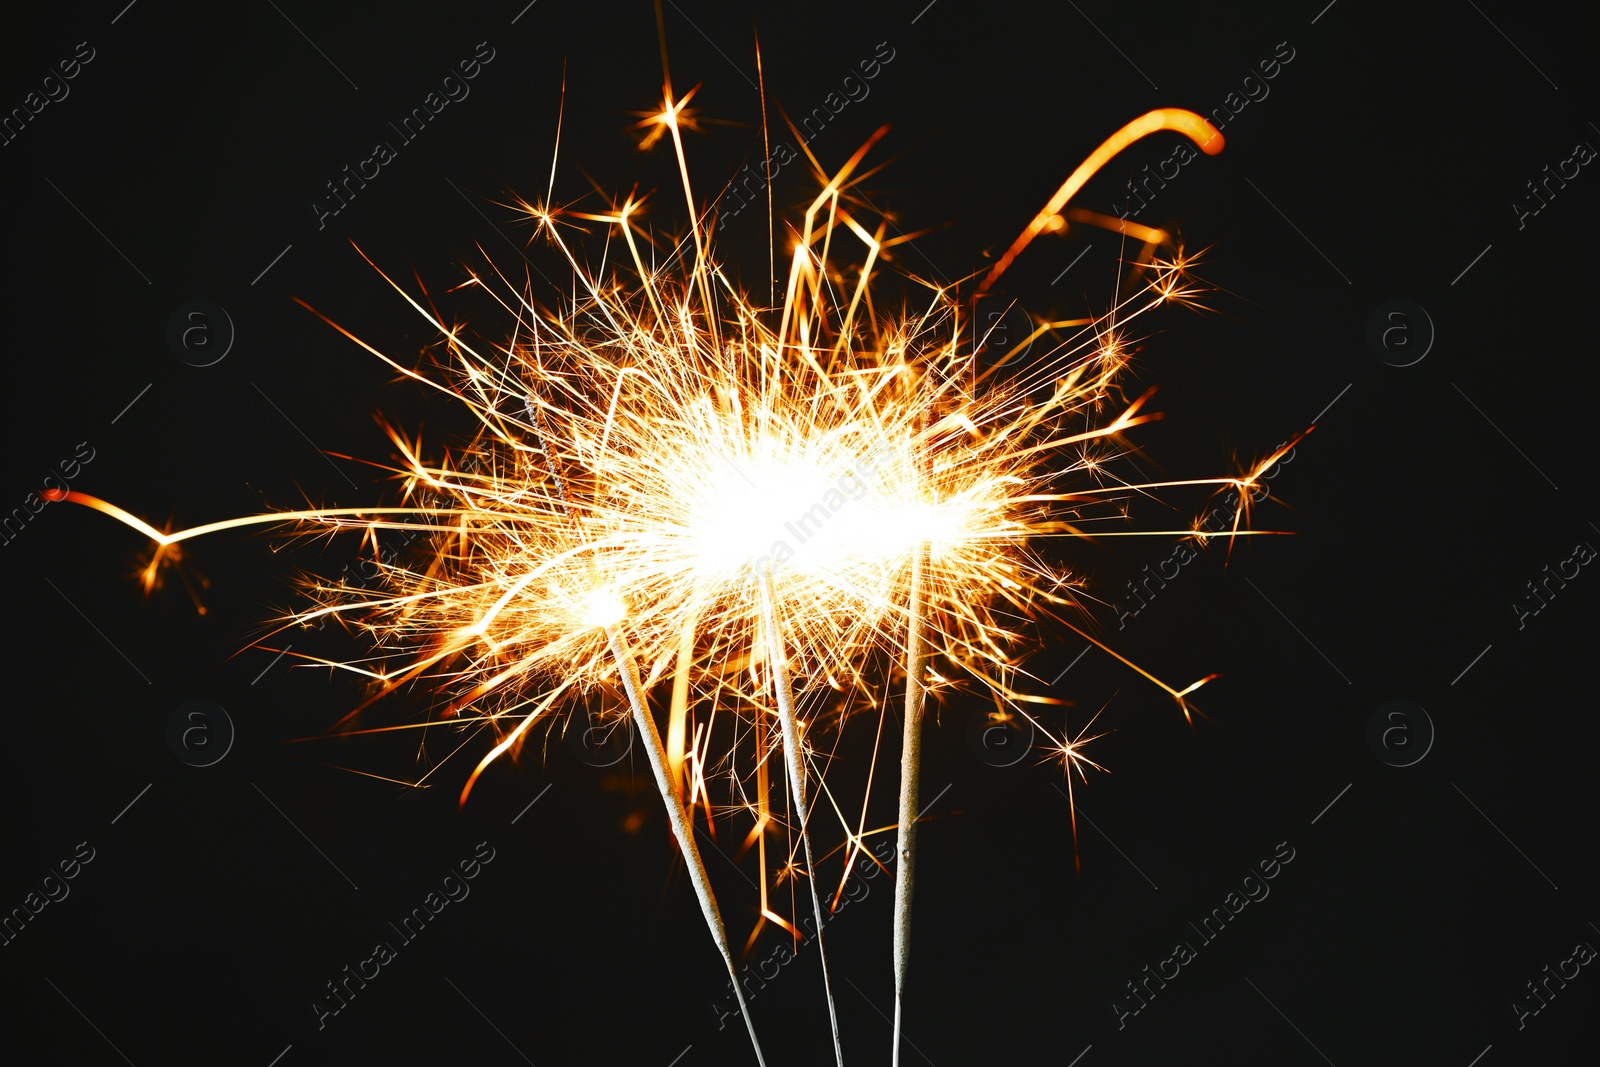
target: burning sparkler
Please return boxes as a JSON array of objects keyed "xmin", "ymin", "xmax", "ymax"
[{"xmin": 55, "ymin": 48, "xmax": 1284, "ymax": 1062}]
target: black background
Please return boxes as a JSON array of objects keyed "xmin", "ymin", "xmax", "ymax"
[{"xmin": 3, "ymin": 1, "xmax": 1598, "ymax": 1064}]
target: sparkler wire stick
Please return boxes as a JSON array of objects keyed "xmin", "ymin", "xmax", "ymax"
[
  {"xmin": 756, "ymin": 563, "xmax": 845, "ymax": 1066},
  {"xmin": 888, "ymin": 106, "xmax": 1225, "ymax": 1061},
  {"xmin": 606, "ymin": 622, "xmax": 768, "ymax": 1067},
  {"xmin": 531, "ymin": 383, "xmax": 769, "ymax": 1067},
  {"xmin": 891, "ymin": 541, "xmax": 927, "ymax": 1067}
]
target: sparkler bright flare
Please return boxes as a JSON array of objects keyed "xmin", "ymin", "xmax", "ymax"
[{"xmin": 57, "ymin": 72, "xmax": 1274, "ymax": 1061}]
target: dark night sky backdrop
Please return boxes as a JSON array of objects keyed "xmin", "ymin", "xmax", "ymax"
[{"xmin": 2, "ymin": 1, "xmax": 1597, "ymax": 1064}]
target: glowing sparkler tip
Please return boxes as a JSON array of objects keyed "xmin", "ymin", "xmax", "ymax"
[{"xmin": 581, "ymin": 589, "xmax": 628, "ymax": 629}]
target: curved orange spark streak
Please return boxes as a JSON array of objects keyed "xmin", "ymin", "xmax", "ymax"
[{"xmin": 980, "ymin": 108, "xmax": 1224, "ymax": 293}]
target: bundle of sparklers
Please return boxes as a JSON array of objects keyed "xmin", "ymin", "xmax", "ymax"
[{"xmin": 60, "ymin": 64, "xmax": 1302, "ymax": 1062}]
